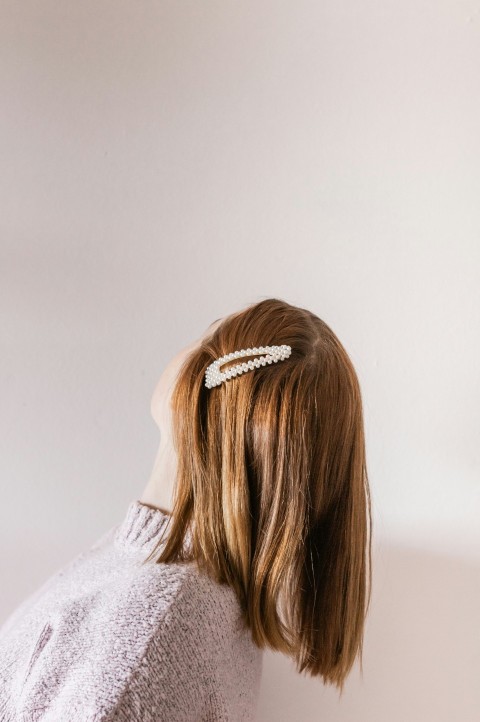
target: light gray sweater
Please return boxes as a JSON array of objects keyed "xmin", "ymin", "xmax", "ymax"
[{"xmin": 0, "ymin": 500, "xmax": 263, "ymax": 721}]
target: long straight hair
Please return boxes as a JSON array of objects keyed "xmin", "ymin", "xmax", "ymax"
[{"xmin": 144, "ymin": 298, "xmax": 372, "ymax": 694}]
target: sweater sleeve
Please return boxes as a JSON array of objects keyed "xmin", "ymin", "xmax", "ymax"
[
  {"xmin": 98, "ymin": 573, "xmax": 257, "ymax": 722},
  {"xmin": 101, "ymin": 600, "xmax": 215, "ymax": 722},
  {"xmin": 32, "ymin": 573, "xmax": 217, "ymax": 722}
]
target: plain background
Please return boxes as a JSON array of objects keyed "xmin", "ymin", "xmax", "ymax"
[{"xmin": 1, "ymin": 2, "xmax": 479, "ymax": 720}]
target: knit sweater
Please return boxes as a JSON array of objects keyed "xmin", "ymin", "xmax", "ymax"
[{"xmin": 0, "ymin": 500, "xmax": 263, "ymax": 721}]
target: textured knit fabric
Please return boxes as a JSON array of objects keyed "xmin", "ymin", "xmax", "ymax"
[{"xmin": 0, "ymin": 500, "xmax": 263, "ymax": 721}]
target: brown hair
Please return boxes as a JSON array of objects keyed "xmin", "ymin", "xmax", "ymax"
[{"xmin": 144, "ymin": 297, "xmax": 372, "ymax": 694}]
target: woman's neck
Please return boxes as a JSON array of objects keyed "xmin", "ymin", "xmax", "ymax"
[{"xmin": 139, "ymin": 432, "xmax": 177, "ymax": 514}]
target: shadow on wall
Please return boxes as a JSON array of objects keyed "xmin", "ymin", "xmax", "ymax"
[{"xmin": 256, "ymin": 542, "xmax": 479, "ymax": 722}]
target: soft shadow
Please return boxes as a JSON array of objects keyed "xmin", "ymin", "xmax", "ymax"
[{"xmin": 256, "ymin": 542, "xmax": 480, "ymax": 722}]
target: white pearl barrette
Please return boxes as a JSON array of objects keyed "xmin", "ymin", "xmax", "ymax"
[{"xmin": 205, "ymin": 344, "xmax": 292, "ymax": 389}]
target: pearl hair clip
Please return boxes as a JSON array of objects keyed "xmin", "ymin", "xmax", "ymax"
[{"xmin": 205, "ymin": 344, "xmax": 292, "ymax": 389}]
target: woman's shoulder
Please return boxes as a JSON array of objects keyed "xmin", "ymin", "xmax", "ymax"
[
  {"xmin": 130, "ymin": 555, "xmax": 243, "ymax": 629},
  {"xmin": 0, "ymin": 535, "xmax": 262, "ymax": 722}
]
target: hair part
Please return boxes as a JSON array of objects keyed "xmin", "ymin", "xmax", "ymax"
[{"xmin": 143, "ymin": 297, "xmax": 372, "ymax": 695}]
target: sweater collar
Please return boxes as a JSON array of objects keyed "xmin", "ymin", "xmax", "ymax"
[{"xmin": 114, "ymin": 499, "xmax": 172, "ymax": 554}]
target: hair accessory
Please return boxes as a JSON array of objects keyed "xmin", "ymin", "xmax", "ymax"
[{"xmin": 205, "ymin": 345, "xmax": 292, "ymax": 388}]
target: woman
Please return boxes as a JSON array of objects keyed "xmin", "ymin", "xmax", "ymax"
[{"xmin": 0, "ymin": 297, "xmax": 372, "ymax": 721}]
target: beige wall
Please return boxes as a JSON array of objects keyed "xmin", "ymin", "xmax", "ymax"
[{"xmin": 1, "ymin": 2, "xmax": 479, "ymax": 720}]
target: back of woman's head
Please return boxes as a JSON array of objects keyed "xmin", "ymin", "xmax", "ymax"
[{"xmin": 145, "ymin": 297, "xmax": 372, "ymax": 694}]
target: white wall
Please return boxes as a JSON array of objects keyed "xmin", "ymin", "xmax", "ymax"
[{"xmin": 1, "ymin": 2, "xmax": 479, "ymax": 720}]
